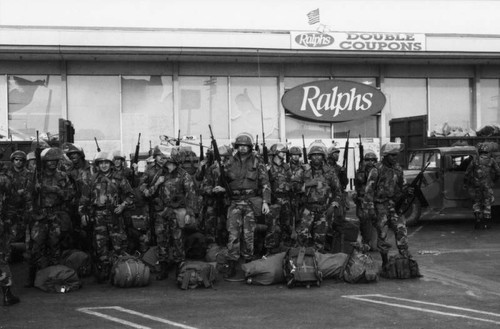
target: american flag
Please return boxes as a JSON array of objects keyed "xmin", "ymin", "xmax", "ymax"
[{"xmin": 307, "ymin": 8, "xmax": 320, "ymax": 25}]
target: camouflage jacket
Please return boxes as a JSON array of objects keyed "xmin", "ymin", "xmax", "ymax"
[
  {"xmin": 155, "ymin": 166, "xmax": 198, "ymax": 211},
  {"xmin": 364, "ymin": 160, "xmax": 405, "ymax": 204},
  {"xmin": 267, "ymin": 159, "xmax": 292, "ymax": 195},
  {"xmin": 80, "ymin": 170, "xmax": 134, "ymax": 209},
  {"xmin": 38, "ymin": 169, "xmax": 75, "ymax": 209},
  {"xmin": 465, "ymin": 154, "xmax": 500, "ymax": 188},
  {"xmin": 0, "ymin": 173, "xmax": 10, "ymax": 214},
  {"xmin": 326, "ymin": 161, "xmax": 348, "ymax": 190},
  {"xmin": 4, "ymin": 166, "xmax": 33, "ymax": 211},
  {"xmin": 300, "ymin": 163, "xmax": 342, "ymax": 205},
  {"xmin": 354, "ymin": 163, "xmax": 376, "ymax": 199}
]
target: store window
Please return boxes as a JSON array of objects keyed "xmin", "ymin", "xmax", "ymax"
[
  {"xmin": 479, "ymin": 79, "xmax": 500, "ymax": 128},
  {"xmin": 7, "ymin": 75, "xmax": 62, "ymax": 140},
  {"xmin": 383, "ymin": 78, "xmax": 427, "ymax": 136},
  {"xmin": 179, "ymin": 76, "xmax": 229, "ymax": 140},
  {"xmin": 67, "ymin": 76, "xmax": 121, "ymax": 156},
  {"xmin": 428, "ymin": 78, "xmax": 473, "ymax": 136},
  {"xmin": 0, "ymin": 76, "xmax": 7, "ymax": 139},
  {"xmin": 122, "ymin": 76, "xmax": 173, "ymax": 157},
  {"xmin": 230, "ymin": 77, "xmax": 279, "ymax": 142}
]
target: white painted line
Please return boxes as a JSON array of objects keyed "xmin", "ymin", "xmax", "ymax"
[
  {"xmin": 343, "ymin": 294, "xmax": 500, "ymax": 325},
  {"xmin": 77, "ymin": 306, "xmax": 200, "ymax": 329},
  {"xmin": 408, "ymin": 225, "xmax": 423, "ymax": 238}
]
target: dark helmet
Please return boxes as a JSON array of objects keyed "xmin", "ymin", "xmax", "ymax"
[
  {"xmin": 308, "ymin": 145, "xmax": 327, "ymax": 158},
  {"xmin": 94, "ymin": 151, "xmax": 114, "ymax": 164},
  {"xmin": 364, "ymin": 151, "xmax": 378, "ymax": 161},
  {"xmin": 62, "ymin": 143, "xmax": 85, "ymax": 158},
  {"xmin": 10, "ymin": 150, "xmax": 27, "ymax": 161},
  {"xmin": 165, "ymin": 148, "xmax": 182, "ymax": 164},
  {"xmin": 269, "ymin": 143, "xmax": 288, "ymax": 156},
  {"xmin": 289, "ymin": 146, "xmax": 302, "ymax": 156},
  {"xmin": 41, "ymin": 148, "xmax": 63, "ymax": 162},
  {"xmin": 218, "ymin": 145, "xmax": 232, "ymax": 157},
  {"xmin": 234, "ymin": 133, "xmax": 254, "ymax": 148}
]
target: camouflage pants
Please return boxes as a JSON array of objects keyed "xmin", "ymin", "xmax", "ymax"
[
  {"xmin": 28, "ymin": 211, "xmax": 66, "ymax": 269},
  {"xmin": 472, "ymin": 185, "xmax": 494, "ymax": 217},
  {"xmin": 356, "ymin": 202, "xmax": 374, "ymax": 245},
  {"xmin": 374, "ymin": 201, "xmax": 409, "ymax": 255},
  {"xmin": 155, "ymin": 208, "xmax": 185, "ymax": 263},
  {"xmin": 92, "ymin": 210, "xmax": 128, "ymax": 264},
  {"xmin": 4, "ymin": 209, "xmax": 26, "ymax": 243},
  {"xmin": 264, "ymin": 197, "xmax": 293, "ymax": 251},
  {"xmin": 226, "ymin": 200, "xmax": 255, "ymax": 261},
  {"xmin": 124, "ymin": 207, "xmax": 151, "ymax": 254},
  {"xmin": 0, "ymin": 219, "xmax": 13, "ymax": 287},
  {"xmin": 297, "ymin": 205, "xmax": 329, "ymax": 252}
]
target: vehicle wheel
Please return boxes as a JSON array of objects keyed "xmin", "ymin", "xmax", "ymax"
[{"xmin": 401, "ymin": 198, "xmax": 422, "ymax": 226}]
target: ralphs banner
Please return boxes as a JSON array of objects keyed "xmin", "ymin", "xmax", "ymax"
[
  {"xmin": 290, "ymin": 31, "xmax": 425, "ymax": 51},
  {"xmin": 281, "ymin": 80, "xmax": 386, "ymax": 122}
]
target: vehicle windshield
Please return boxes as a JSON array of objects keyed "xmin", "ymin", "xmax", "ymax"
[{"xmin": 408, "ymin": 151, "xmax": 439, "ymax": 170}]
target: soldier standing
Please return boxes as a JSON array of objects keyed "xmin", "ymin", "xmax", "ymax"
[
  {"xmin": 297, "ymin": 144, "xmax": 342, "ymax": 253},
  {"xmin": 288, "ymin": 146, "xmax": 304, "ymax": 174},
  {"xmin": 26, "ymin": 148, "xmax": 75, "ymax": 287},
  {"xmin": 79, "ymin": 151, "xmax": 134, "ymax": 282},
  {"xmin": 0, "ymin": 154, "xmax": 20, "ymax": 306},
  {"xmin": 214, "ymin": 133, "xmax": 270, "ymax": 279},
  {"xmin": 112, "ymin": 151, "xmax": 134, "ymax": 186},
  {"xmin": 147, "ymin": 148, "xmax": 198, "ymax": 280},
  {"xmin": 465, "ymin": 143, "xmax": 500, "ymax": 229},
  {"xmin": 353, "ymin": 151, "xmax": 378, "ymax": 248},
  {"xmin": 264, "ymin": 143, "xmax": 293, "ymax": 253},
  {"xmin": 364, "ymin": 142, "xmax": 411, "ymax": 268}
]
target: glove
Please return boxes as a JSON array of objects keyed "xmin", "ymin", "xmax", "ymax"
[
  {"xmin": 114, "ymin": 203, "xmax": 127, "ymax": 215},
  {"xmin": 331, "ymin": 201, "xmax": 340, "ymax": 208}
]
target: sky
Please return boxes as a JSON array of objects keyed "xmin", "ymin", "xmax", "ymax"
[{"xmin": 0, "ymin": 0, "xmax": 498, "ymax": 35}]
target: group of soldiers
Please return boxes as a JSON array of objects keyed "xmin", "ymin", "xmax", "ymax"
[{"xmin": 0, "ymin": 132, "xmax": 415, "ymax": 305}]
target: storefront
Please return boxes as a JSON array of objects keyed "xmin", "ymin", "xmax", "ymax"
[{"xmin": 1, "ymin": 1, "xmax": 500, "ymax": 172}]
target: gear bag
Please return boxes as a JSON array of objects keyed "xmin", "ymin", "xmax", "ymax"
[
  {"xmin": 343, "ymin": 249, "xmax": 379, "ymax": 283},
  {"xmin": 61, "ymin": 249, "xmax": 92, "ymax": 278},
  {"xmin": 382, "ymin": 254, "xmax": 422, "ymax": 279},
  {"xmin": 110, "ymin": 255, "xmax": 151, "ymax": 288},
  {"xmin": 283, "ymin": 247, "xmax": 322, "ymax": 288},
  {"xmin": 242, "ymin": 252, "xmax": 286, "ymax": 285},
  {"xmin": 34, "ymin": 265, "xmax": 82, "ymax": 293},
  {"xmin": 176, "ymin": 261, "xmax": 217, "ymax": 290}
]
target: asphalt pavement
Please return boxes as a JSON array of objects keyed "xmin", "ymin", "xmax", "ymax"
[{"xmin": 2, "ymin": 215, "xmax": 500, "ymax": 329}]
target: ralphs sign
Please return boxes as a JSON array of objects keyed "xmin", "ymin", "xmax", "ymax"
[
  {"xmin": 294, "ymin": 33, "xmax": 334, "ymax": 47},
  {"xmin": 282, "ymin": 80, "xmax": 386, "ymax": 122}
]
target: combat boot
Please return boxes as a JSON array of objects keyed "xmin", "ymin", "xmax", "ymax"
[
  {"xmin": 24, "ymin": 266, "xmax": 37, "ymax": 288},
  {"xmin": 2, "ymin": 287, "xmax": 20, "ymax": 306},
  {"xmin": 223, "ymin": 260, "xmax": 237, "ymax": 280},
  {"xmin": 474, "ymin": 212, "xmax": 482, "ymax": 230},
  {"xmin": 156, "ymin": 261, "xmax": 169, "ymax": 281},
  {"xmin": 381, "ymin": 253, "xmax": 389, "ymax": 269}
]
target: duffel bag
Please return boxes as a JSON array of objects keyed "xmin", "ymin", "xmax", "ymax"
[
  {"xmin": 381, "ymin": 254, "xmax": 422, "ymax": 279},
  {"xmin": 343, "ymin": 249, "xmax": 379, "ymax": 283},
  {"xmin": 111, "ymin": 255, "xmax": 151, "ymax": 288},
  {"xmin": 34, "ymin": 265, "xmax": 82, "ymax": 293},
  {"xmin": 177, "ymin": 261, "xmax": 216, "ymax": 290},
  {"xmin": 283, "ymin": 247, "xmax": 322, "ymax": 288},
  {"xmin": 61, "ymin": 249, "xmax": 92, "ymax": 278},
  {"xmin": 241, "ymin": 252, "xmax": 286, "ymax": 285}
]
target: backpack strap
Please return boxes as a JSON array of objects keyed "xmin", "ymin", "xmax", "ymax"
[{"xmin": 297, "ymin": 247, "xmax": 306, "ymax": 267}]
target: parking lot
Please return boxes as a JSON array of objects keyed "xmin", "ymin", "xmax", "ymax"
[{"xmin": 2, "ymin": 217, "xmax": 500, "ymax": 329}]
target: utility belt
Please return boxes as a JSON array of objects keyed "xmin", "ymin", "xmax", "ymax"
[
  {"xmin": 231, "ymin": 189, "xmax": 256, "ymax": 200},
  {"xmin": 306, "ymin": 202, "xmax": 328, "ymax": 212}
]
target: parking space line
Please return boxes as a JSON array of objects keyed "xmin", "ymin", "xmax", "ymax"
[
  {"xmin": 77, "ymin": 306, "xmax": 200, "ymax": 329},
  {"xmin": 343, "ymin": 294, "xmax": 500, "ymax": 325}
]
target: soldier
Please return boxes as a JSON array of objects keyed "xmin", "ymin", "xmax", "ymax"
[
  {"xmin": 264, "ymin": 143, "xmax": 293, "ymax": 253},
  {"xmin": 288, "ymin": 146, "xmax": 304, "ymax": 175},
  {"xmin": 214, "ymin": 133, "xmax": 270, "ymax": 279},
  {"xmin": 326, "ymin": 145, "xmax": 349, "ymax": 189},
  {"xmin": 4, "ymin": 151, "xmax": 33, "ymax": 247},
  {"xmin": 146, "ymin": 148, "xmax": 198, "ymax": 280},
  {"xmin": 26, "ymin": 147, "xmax": 75, "ymax": 287},
  {"xmin": 79, "ymin": 151, "xmax": 134, "ymax": 282},
  {"xmin": 200, "ymin": 145, "xmax": 231, "ymax": 245},
  {"xmin": 0, "ymin": 153, "xmax": 20, "ymax": 306},
  {"xmin": 465, "ymin": 143, "xmax": 500, "ymax": 229},
  {"xmin": 112, "ymin": 151, "xmax": 134, "ymax": 186},
  {"xmin": 353, "ymin": 151, "xmax": 378, "ymax": 248},
  {"xmin": 26, "ymin": 152, "xmax": 36, "ymax": 172},
  {"xmin": 297, "ymin": 143, "xmax": 342, "ymax": 253},
  {"xmin": 364, "ymin": 142, "xmax": 411, "ymax": 268}
]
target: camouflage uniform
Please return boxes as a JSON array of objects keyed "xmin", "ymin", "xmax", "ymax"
[
  {"xmin": 265, "ymin": 145, "xmax": 293, "ymax": 251},
  {"xmin": 28, "ymin": 149, "xmax": 76, "ymax": 271},
  {"xmin": 80, "ymin": 152, "xmax": 134, "ymax": 277},
  {"xmin": 364, "ymin": 143, "xmax": 410, "ymax": 264},
  {"xmin": 465, "ymin": 143, "xmax": 500, "ymax": 229},
  {"xmin": 224, "ymin": 143, "xmax": 271, "ymax": 262},
  {"xmin": 147, "ymin": 151, "xmax": 198, "ymax": 267}
]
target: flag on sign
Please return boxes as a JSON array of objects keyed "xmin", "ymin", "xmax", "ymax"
[{"xmin": 307, "ymin": 8, "xmax": 320, "ymax": 25}]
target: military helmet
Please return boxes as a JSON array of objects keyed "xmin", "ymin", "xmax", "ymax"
[
  {"xmin": 41, "ymin": 148, "xmax": 63, "ymax": 162},
  {"xmin": 381, "ymin": 142, "xmax": 405, "ymax": 156},
  {"xmin": 308, "ymin": 145, "xmax": 327, "ymax": 158},
  {"xmin": 10, "ymin": 150, "xmax": 27, "ymax": 161},
  {"xmin": 31, "ymin": 139, "xmax": 50, "ymax": 152},
  {"xmin": 478, "ymin": 143, "xmax": 490, "ymax": 154},
  {"xmin": 234, "ymin": 132, "xmax": 254, "ymax": 148},
  {"xmin": 112, "ymin": 150, "xmax": 127, "ymax": 160},
  {"xmin": 269, "ymin": 143, "xmax": 288, "ymax": 156},
  {"xmin": 62, "ymin": 143, "xmax": 85, "ymax": 157},
  {"xmin": 327, "ymin": 146, "xmax": 340, "ymax": 155},
  {"xmin": 153, "ymin": 145, "xmax": 171, "ymax": 157},
  {"xmin": 364, "ymin": 151, "xmax": 378, "ymax": 161},
  {"xmin": 94, "ymin": 151, "xmax": 114, "ymax": 164},
  {"xmin": 289, "ymin": 146, "xmax": 302, "ymax": 156},
  {"xmin": 165, "ymin": 148, "xmax": 182, "ymax": 164},
  {"xmin": 218, "ymin": 145, "xmax": 232, "ymax": 157},
  {"xmin": 27, "ymin": 151, "xmax": 36, "ymax": 161}
]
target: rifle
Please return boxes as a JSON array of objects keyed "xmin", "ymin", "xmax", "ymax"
[
  {"xmin": 262, "ymin": 132, "xmax": 268, "ymax": 165},
  {"xmin": 340, "ymin": 131, "xmax": 350, "ymax": 189},
  {"xmin": 34, "ymin": 131, "xmax": 42, "ymax": 211},
  {"xmin": 396, "ymin": 160, "xmax": 431, "ymax": 215},
  {"xmin": 94, "ymin": 137, "xmax": 101, "ymax": 152},
  {"xmin": 285, "ymin": 139, "xmax": 290, "ymax": 163},
  {"xmin": 199, "ymin": 135, "xmax": 204, "ymax": 162},
  {"xmin": 358, "ymin": 134, "xmax": 364, "ymax": 168},
  {"xmin": 149, "ymin": 140, "xmax": 152, "ymax": 156},
  {"xmin": 131, "ymin": 133, "xmax": 141, "ymax": 187},
  {"xmin": 255, "ymin": 135, "xmax": 260, "ymax": 153},
  {"xmin": 176, "ymin": 130, "xmax": 181, "ymax": 146},
  {"xmin": 302, "ymin": 135, "xmax": 308, "ymax": 164},
  {"xmin": 208, "ymin": 125, "xmax": 232, "ymax": 198}
]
